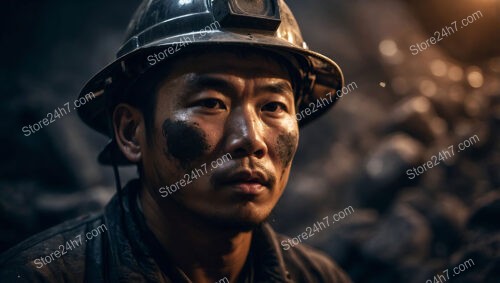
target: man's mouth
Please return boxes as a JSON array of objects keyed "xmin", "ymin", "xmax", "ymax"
[{"xmin": 216, "ymin": 169, "xmax": 272, "ymax": 195}]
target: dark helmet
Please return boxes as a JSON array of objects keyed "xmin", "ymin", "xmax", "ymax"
[{"xmin": 77, "ymin": 0, "xmax": 344, "ymax": 165}]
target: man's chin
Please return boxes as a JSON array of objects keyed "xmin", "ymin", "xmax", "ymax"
[
  {"xmin": 199, "ymin": 210, "xmax": 271, "ymax": 232},
  {"xmin": 217, "ymin": 219, "xmax": 261, "ymax": 232},
  {"xmin": 203, "ymin": 212, "xmax": 269, "ymax": 232},
  {"xmin": 175, "ymin": 198, "xmax": 273, "ymax": 231}
]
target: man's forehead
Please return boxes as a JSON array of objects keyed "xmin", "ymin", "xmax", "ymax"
[
  {"xmin": 152, "ymin": 47, "xmax": 299, "ymax": 104},
  {"xmin": 168, "ymin": 49, "xmax": 294, "ymax": 80}
]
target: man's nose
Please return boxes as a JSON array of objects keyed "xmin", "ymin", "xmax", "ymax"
[{"xmin": 224, "ymin": 107, "xmax": 267, "ymax": 159}]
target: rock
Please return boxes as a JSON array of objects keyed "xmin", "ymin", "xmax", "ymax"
[
  {"xmin": 361, "ymin": 203, "xmax": 432, "ymax": 264},
  {"xmin": 467, "ymin": 192, "xmax": 500, "ymax": 232},
  {"xmin": 356, "ymin": 133, "xmax": 424, "ymax": 210}
]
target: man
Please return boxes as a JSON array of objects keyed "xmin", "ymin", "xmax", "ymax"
[{"xmin": 0, "ymin": 0, "xmax": 350, "ymax": 282}]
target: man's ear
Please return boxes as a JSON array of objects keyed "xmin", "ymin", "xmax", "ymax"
[{"xmin": 113, "ymin": 103, "xmax": 144, "ymax": 163}]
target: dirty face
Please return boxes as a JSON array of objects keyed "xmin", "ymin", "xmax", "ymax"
[{"xmin": 140, "ymin": 50, "xmax": 299, "ymax": 230}]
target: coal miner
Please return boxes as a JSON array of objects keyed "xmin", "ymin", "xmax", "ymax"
[{"xmin": 0, "ymin": 0, "xmax": 351, "ymax": 282}]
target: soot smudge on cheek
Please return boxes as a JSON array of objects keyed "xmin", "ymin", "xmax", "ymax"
[
  {"xmin": 162, "ymin": 119, "xmax": 210, "ymax": 169},
  {"xmin": 277, "ymin": 133, "xmax": 298, "ymax": 168}
]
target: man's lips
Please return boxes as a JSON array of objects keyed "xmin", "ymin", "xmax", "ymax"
[
  {"xmin": 214, "ymin": 168, "xmax": 272, "ymax": 194},
  {"xmin": 228, "ymin": 182, "xmax": 265, "ymax": 194}
]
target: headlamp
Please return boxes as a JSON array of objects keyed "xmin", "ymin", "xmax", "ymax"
[{"xmin": 213, "ymin": 0, "xmax": 281, "ymax": 31}]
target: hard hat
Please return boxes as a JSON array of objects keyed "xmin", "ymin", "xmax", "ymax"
[{"xmin": 77, "ymin": 0, "xmax": 344, "ymax": 165}]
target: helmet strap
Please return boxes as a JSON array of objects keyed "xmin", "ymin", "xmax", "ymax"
[{"xmin": 103, "ymin": 78, "xmax": 124, "ymax": 206}]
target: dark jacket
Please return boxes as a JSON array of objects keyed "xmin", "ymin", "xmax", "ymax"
[{"xmin": 0, "ymin": 180, "xmax": 352, "ymax": 283}]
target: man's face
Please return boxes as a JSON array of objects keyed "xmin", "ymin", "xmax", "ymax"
[{"xmin": 140, "ymin": 50, "xmax": 299, "ymax": 229}]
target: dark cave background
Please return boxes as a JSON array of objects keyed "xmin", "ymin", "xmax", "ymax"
[{"xmin": 1, "ymin": 0, "xmax": 499, "ymax": 282}]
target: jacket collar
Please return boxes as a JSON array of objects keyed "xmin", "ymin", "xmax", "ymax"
[{"xmin": 104, "ymin": 179, "xmax": 292, "ymax": 282}]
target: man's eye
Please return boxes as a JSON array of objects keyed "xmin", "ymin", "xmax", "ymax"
[
  {"xmin": 262, "ymin": 102, "xmax": 287, "ymax": 113},
  {"xmin": 195, "ymin": 98, "xmax": 226, "ymax": 110}
]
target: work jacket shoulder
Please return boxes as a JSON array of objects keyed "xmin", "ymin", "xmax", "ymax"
[{"xmin": 0, "ymin": 213, "xmax": 105, "ymax": 283}]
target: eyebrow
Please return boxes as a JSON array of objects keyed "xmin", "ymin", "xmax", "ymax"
[{"xmin": 184, "ymin": 75, "xmax": 294, "ymax": 99}]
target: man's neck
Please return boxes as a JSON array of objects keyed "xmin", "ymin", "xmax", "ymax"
[{"xmin": 139, "ymin": 185, "xmax": 252, "ymax": 283}]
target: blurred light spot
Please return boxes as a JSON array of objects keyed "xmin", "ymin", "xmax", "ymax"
[
  {"xmin": 465, "ymin": 95, "xmax": 485, "ymax": 117},
  {"xmin": 379, "ymin": 39, "xmax": 398, "ymax": 57},
  {"xmin": 392, "ymin": 77, "xmax": 409, "ymax": 95},
  {"xmin": 430, "ymin": 60, "xmax": 447, "ymax": 77},
  {"xmin": 379, "ymin": 82, "xmax": 386, "ymax": 88},
  {"xmin": 455, "ymin": 121, "xmax": 473, "ymax": 136},
  {"xmin": 430, "ymin": 117, "xmax": 447, "ymax": 136},
  {"xmin": 367, "ymin": 158, "xmax": 383, "ymax": 177},
  {"xmin": 419, "ymin": 79, "xmax": 437, "ymax": 97},
  {"xmin": 449, "ymin": 85, "xmax": 465, "ymax": 103},
  {"xmin": 487, "ymin": 79, "xmax": 500, "ymax": 94},
  {"xmin": 179, "ymin": 0, "xmax": 192, "ymax": 5},
  {"xmin": 488, "ymin": 57, "xmax": 500, "ymax": 72},
  {"xmin": 412, "ymin": 96, "xmax": 431, "ymax": 113},
  {"xmin": 448, "ymin": 65, "xmax": 464, "ymax": 82},
  {"xmin": 467, "ymin": 67, "xmax": 484, "ymax": 88}
]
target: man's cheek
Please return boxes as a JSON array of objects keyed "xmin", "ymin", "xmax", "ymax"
[
  {"xmin": 276, "ymin": 132, "xmax": 299, "ymax": 167},
  {"xmin": 162, "ymin": 119, "xmax": 211, "ymax": 169}
]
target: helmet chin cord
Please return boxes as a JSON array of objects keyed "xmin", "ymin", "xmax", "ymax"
[
  {"xmin": 103, "ymin": 78, "xmax": 124, "ymax": 283},
  {"xmin": 103, "ymin": 78, "xmax": 125, "ymax": 214}
]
